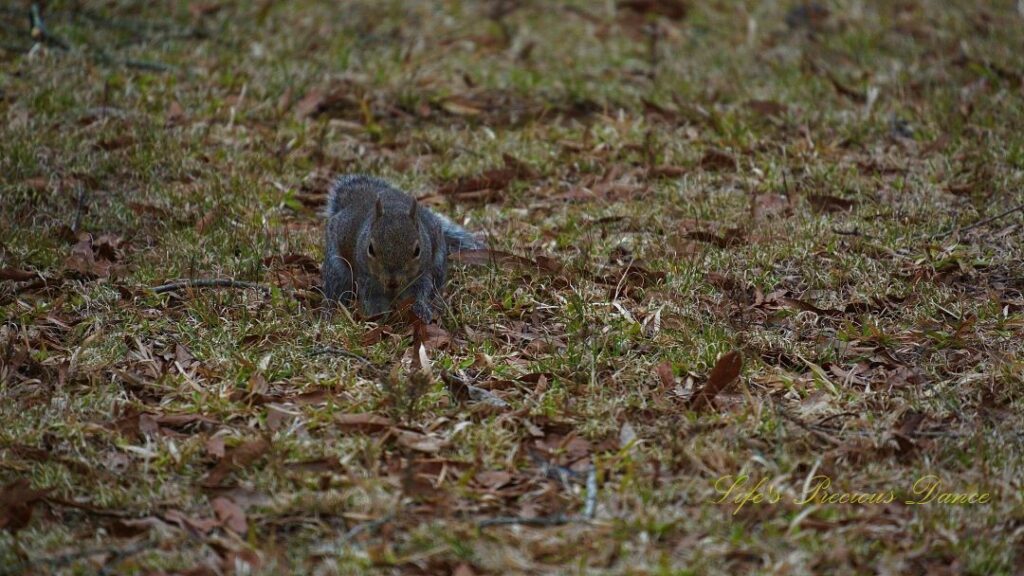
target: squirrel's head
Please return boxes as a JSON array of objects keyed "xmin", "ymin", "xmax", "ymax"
[{"xmin": 362, "ymin": 197, "xmax": 426, "ymax": 295}]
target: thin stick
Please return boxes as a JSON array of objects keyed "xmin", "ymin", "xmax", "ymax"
[
  {"xmin": 151, "ymin": 279, "xmax": 269, "ymax": 294},
  {"xmin": 933, "ymin": 203, "xmax": 1024, "ymax": 239},
  {"xmin": 71, "ymin": 184, "xmax": 86, "ymax": 234},
  {"xmin": 30, "ymin": 3, "xmax": 71, "ymax": 50}
]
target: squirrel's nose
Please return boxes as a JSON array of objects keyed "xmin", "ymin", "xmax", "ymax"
[{"xmin": 385, "ymin": 279, "xmax": 399, "ymax": 292}]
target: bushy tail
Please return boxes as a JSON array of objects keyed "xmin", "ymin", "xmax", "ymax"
[
  {"xmin": 436, "ymin": 213, "xmax": 485, "ymax": 252},
  {"xmin": 325, "ymin": 173, "xmax": 391, "ymax": 217}
]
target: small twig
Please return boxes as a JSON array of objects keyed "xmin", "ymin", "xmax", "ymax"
[
  {"xmin": 151, "ymin": 278, "xmax": 269, "ymax": 294},
  {"xmin": 29, "ymin": 3, "xmax": 71, "ymax": 50},
  {"xmin": 932, "ymin": 203, "xmax": 1024, "ymax": 240},
  {"xmin": 71, "ymin": 183, "xmax": 86, "ymax": 234}
]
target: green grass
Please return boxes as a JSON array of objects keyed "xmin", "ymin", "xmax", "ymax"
[{"xmin": 2, "ymin": 0, "xmax": 1023, "ymax": 574}]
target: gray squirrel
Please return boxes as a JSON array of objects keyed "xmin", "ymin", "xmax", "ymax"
[{"xmin": 322, "ymin": 174, "xmax": 483, "ymax": 322}]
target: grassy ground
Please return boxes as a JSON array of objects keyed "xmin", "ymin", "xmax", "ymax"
[{"xmin": 2, "ymin": 0, "xmax": 1023, "ymax": 574}]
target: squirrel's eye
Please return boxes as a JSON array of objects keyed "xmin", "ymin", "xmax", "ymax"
[
  {"xmin": 367, "ymin": 242, "xmax": 376, "ymax": 258},
  {"xmin": 412, "ymin": 242, "xmax": 420, "ymax": 259}
]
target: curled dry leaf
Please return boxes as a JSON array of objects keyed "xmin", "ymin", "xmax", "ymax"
[
  {"xmin": 394, "ymin": 429, "xmax": 447, "ymax": 453},
  {"xmin": 211, "ymin": 496, "xmax": 247, "ymax": 534},
  {"xmin": 654, "ymin": 361, "xmax": 675, "ymax": 389},
  {"xmin": 475, "ymin": 470, "xmax": 513, "ymax": 490},
  {"xmin": 700, "ymin": 148, "xmax": 738, "ymax": 171},
  {"xmin": 689, "ymin": 351, "xmax": 742, "ymax": 411},
  {"xmin": 0, "ymin": 268, "xmax": 37, "ymax": 282},
  {"xmin": 201, "ymin": 437, "xmax": 270, "ymax": 488},
  {"xmin": 335, "ymin": 413, "xmax": 393, "ymax": 434},
  {"xmin": 0, "ymin": 479, "xmax": 52, "ymax": 534},
  {"xmin": 746, "ymin": 100, "xmax": 789, "ymax": 118}
]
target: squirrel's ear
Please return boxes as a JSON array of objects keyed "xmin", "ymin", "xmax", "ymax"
[
  {"xmin": 408, "ymin": 200, "xmax": 418, "ymax": 219},
  {"xmin": 375, "ymin": 197, "xmax": 383, "ymax": 219}
]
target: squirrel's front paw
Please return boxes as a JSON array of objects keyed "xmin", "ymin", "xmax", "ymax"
[{"xmin": 412, "ymin": 300, "xmax": 434, "ymax": 324}]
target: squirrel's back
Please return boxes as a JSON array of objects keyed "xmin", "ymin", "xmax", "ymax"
[{"xmin": 325, "ymin": 174, "xmax": 399, "ymax": 217}]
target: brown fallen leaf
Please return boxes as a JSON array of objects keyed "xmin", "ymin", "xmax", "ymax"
[
  {"xmin": 746, "ymin": 100, "xmax": 789, "ymax": 118},
  {"xmin": 164, "ymin": 509, "xmax": 219, "ymax": 535},
  {"xmin": 684, "ymin": 229, "xmax": 746, "ymax": 249},
  {"xmin": 195, "ymin": 208, "xmax": 221, "ymax": 234},
  {"xmin": 443, "ymin": 371, "xmax": 510, "ymax": 409},
  {"xmin": 475, "ymin": 470, "xmax": 513, "ymax": 490},
  {"xmin": 0, "ymin": 479, "xmax": 51, "ymax": 534},
  {"xmin": 201, "ymin": 437, "xmax": 270, "ymax": 488},
  {"xmin": 394, "ymin": 429, "xmax": 447, "ymax": 453},
  {"xmin": 700, "ymin": 148, "xmax": 738, "ymax": 171},
  {"xmin": 807, "ymin": 194, "xmax": 857, "ymax": 213},
  {"xmin": 689, "ymin": 351, "xmax": 742, "ymax": 411},
  {"xmin": 647, "ymin": 165, "xmax": 687, "ymax": 178},
  {"xmin": 654, "ymin": 361, "xmax": 675, "ymax": 389},
  {"xmin": 617, "ymin": 0, "xmax": 689, "ymax": 20},
  {"xmin": 205, "ymin": 435, "xmax": 226, "ymax": 459},
  {"xmin": 211, "ymin": 496, "xmax": 247, "ymax": 534},
  {"xmin": 440, "ymin": 96, "xmax": 484, "ymax": 117},
  {"xmin": 0, "ymin": 268, "xmax": 36, "ymax": 282},
  {"xmin": 413, "ymin": 321, "xmax": 451, "ymax": 350},
  {"xmin": 779, "ymin": 297, "xmax": 844, "ymax": 317},
  {"xmin": 335, "ymin": 413, "xmax": 393, "ymax": 434}
]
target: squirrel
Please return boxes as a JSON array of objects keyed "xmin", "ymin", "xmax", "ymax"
[{"xmin": 322, "ymin": 174, "xmax": 483, "ymax": 323}]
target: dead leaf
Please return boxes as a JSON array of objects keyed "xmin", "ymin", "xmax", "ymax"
[
  {"xmin": 654, "ymin": 361, "xmax": 675, "ymax": 388},
  {"xmin": 807, "ymin": 194, "xmax": 857, "ymax": 213},
  {"xmin": 211, "ymin": 497, "xmax": 247, "ymax": 534},
  {"xmin": 166, "ymin": 100, "xmax": 186, "ymax": 126},
  {"xmin": 394, "ymin": 429, "xmax": 447, "ymax": 453},
  {"xmin": 786, "ymin": 2, "xmax": 830, "ymax": 30},
  {"xmin": 201, "ymin": 437, "xmax": 270, "ymax": 488},
  {"xmin": 617, "ymin": 0, "xmax": 690, "ymax": 20},
  {"xmin": 335, "ymin": 413, "xmax": 392, "ymax": 434},
  {"xmin": 164, "ymin": 509, "xmax": 219, "ymax": 535},
  {"xmin": 648, "ymin": 165, "xmax": 687, "ymax": 178},
  {"xmin": 205, "ymin": 435, "xmax": 226, "ymax": 459},
  {"xmin": 746, "ymin": 100, "xmax": 788, "ymax": 118},
  {"xmin": 440, "ymin": 96, "xmax": 484, "ymax": 117},
  {"xmin": 700, "ymin": 149, "xmax": 737, "ymax": 171},
  {"xmin": 0, "ymin": 268, "xmax": 36, "ymax": 282},
  {"xmin": 689, "ymin": 351, "xmax": 742, "ymax": 411},
  {"xmin": 685, "ymin": 229, "xmax": 746, "ymax": 249},
  {"xmin": 0, "ymin": 479, "xmax": 51, "ymax": 534},
  {"xmin": 779, "ymin": 297, "xmax": 844, "ymax": 317},
  {"xmin": 414, "ymin": 321, "xmax": 451, "ymax": 350},
  {"xmin": 195, "ymin": 208, "xmax": 220, "ymax": 234},
  {"xmin": 475, "ymin": 470, "xmax": 513, "ymax": 490}
]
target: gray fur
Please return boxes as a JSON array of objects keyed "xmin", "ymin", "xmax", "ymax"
[{"xmin": 322, "ymin": 174, "xmax": 482, "ymax": 322}]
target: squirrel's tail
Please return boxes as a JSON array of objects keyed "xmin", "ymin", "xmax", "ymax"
[
  {"xmin": 435, "ymin": 213, "xmax": 485, "ymax": 252},
  {"xmin": 325, "ymin": 173, "xmax": 390, "ymax": 217}
]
